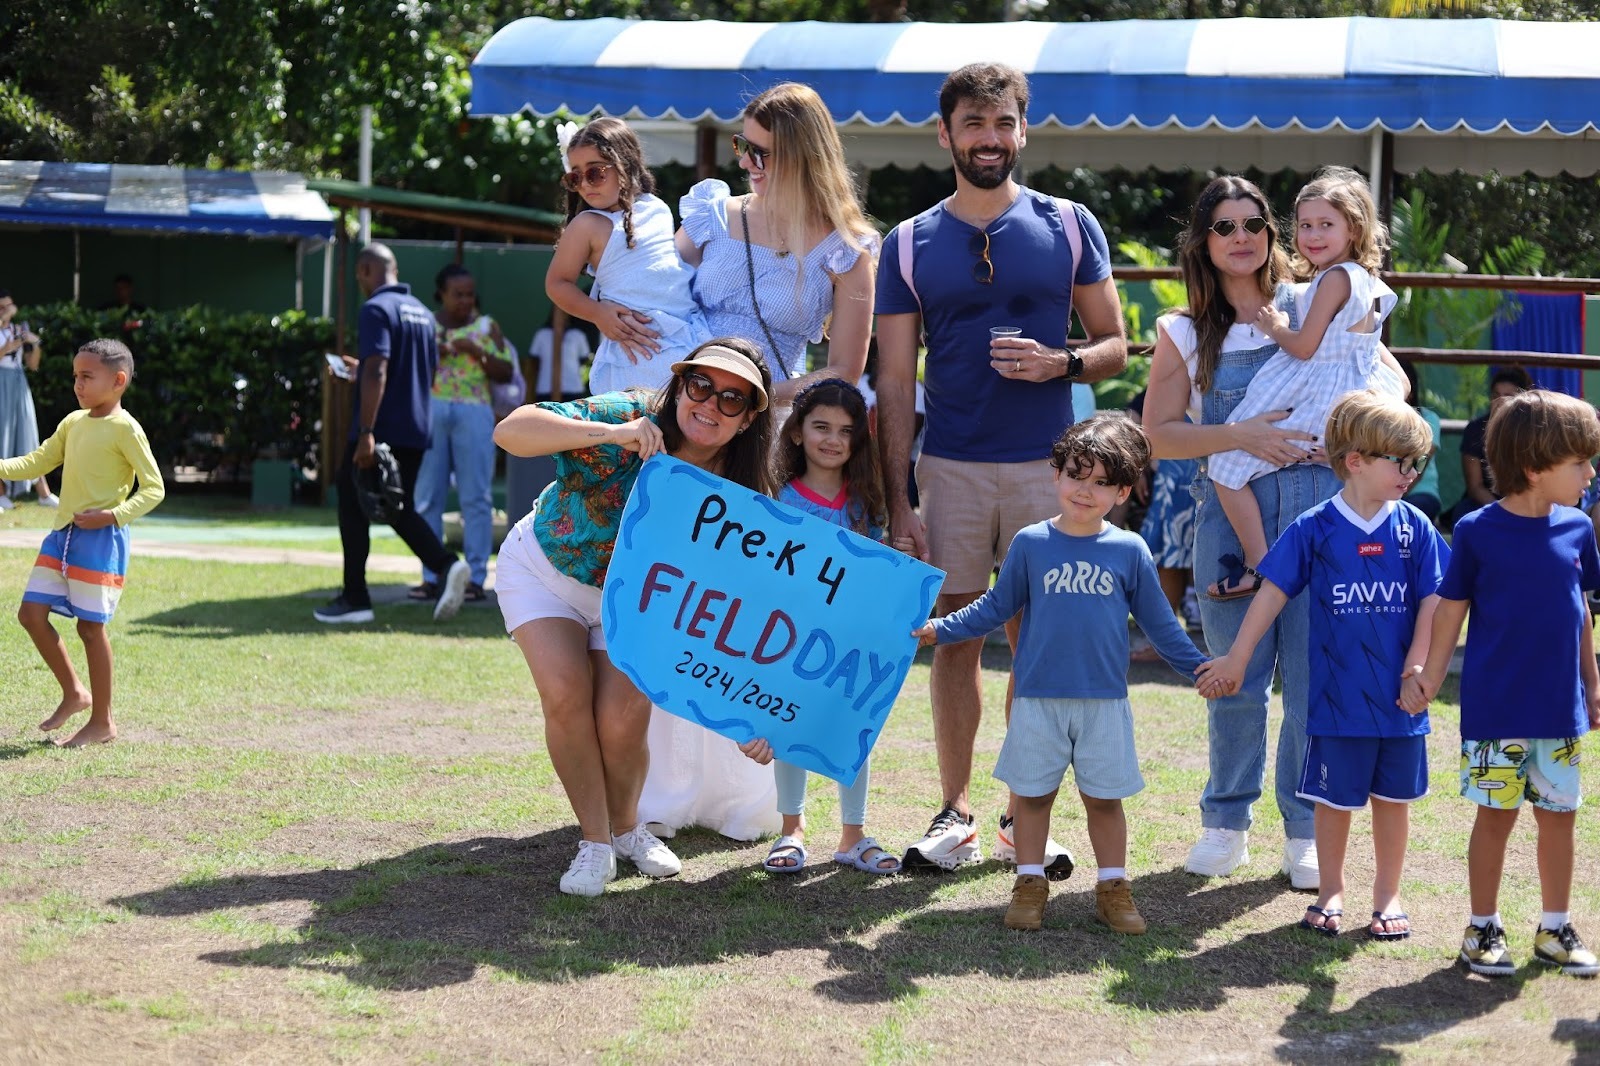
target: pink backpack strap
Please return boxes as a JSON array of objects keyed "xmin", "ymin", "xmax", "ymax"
[
  {"xmin": 1055, "ymin": 198, "xmax": 1083, "ymax": 278},
  {"xmin": 895, "ymin": 219, "xmax": 919, "ymax": 314}
]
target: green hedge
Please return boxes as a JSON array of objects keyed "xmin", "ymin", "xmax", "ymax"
[{"xmin": 22, "ymin": 305, "xmax": 335, "ymax": 479}]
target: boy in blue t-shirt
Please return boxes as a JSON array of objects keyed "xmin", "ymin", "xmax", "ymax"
[
  {"xmin": 1200, "ymin": 392, "xmax": 1448, "ymax": 941},
  {"xmin": 1404, "ymin": 389, "xmax": 1600, "ymax": 978},
  {"xmin": 914, "ymin": 414, "xmax": 1208, "ymax": 934}
]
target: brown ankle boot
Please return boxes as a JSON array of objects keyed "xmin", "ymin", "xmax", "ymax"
[
  {"xmin": 1005, "ymin": 874, "xmax": 1049, "ymax": 930},
  {"xmin": 1095, "ymin": 877, "xmax": 1147, "ymax": 934}
]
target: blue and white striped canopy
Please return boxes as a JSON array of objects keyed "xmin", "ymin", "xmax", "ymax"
[
  {"xmin": 0, "ymin": 162, "xmax": 334, "ymax": 239},
  {"xmin": 471, "ymin": 17, "xmax": 1600, "ymax": 175}
]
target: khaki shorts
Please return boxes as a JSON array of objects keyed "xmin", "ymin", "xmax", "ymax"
[{"xmin": 915, "ymin": 453, "xmax": 1058, "ymax": 595}]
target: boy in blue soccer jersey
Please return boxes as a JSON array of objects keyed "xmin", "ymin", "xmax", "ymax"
[
  {"xmin": 914, "ymin": 413, "xmax": 1208, "ymax": 934},
  {"xmin": 1403, "ymin": 388, "xmax": 1600, "ymax": 978},
  {"xmin": 1199, "ymin": 391, "xmax": 1448, "ymax": 941}
]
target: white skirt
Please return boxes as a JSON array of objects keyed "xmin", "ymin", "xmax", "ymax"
[{"xmin": 638, "ymin": 707, "xmax": 780, "ymax": 841}]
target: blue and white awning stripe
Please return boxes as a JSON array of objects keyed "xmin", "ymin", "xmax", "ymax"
[
  {"xmin": 471, "ymin": 16, "xmax": 1600, "ymax": 137},
  {"xmin": 0, "ymin": 162, "xmax": 334, "ymax": 239}
]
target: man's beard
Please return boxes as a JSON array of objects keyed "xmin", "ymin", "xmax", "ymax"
[{"xmin": 952, "ymin": 143, "xmax": 1015, "ymax": 189}]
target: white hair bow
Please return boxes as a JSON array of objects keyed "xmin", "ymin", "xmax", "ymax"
[{"xmin": 556, "ymin": 120, "xmax": 581, "ymax": 173}]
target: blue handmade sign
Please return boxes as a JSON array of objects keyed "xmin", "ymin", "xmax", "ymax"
[{"xmin": 602, "ymin": 455, "xmax": 945, "ymax": 787}]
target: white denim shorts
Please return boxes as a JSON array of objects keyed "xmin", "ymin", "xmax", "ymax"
[{"xmin": 495, "ymin": 511, "xmax": 606, "ymax": 649}]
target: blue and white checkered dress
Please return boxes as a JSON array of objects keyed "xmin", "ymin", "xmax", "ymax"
[{"xmin": 1208, "ymin": 263, "xmax": 1404, "ymax": 491}]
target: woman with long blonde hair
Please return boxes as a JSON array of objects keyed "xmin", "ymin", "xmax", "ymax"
[{"xmin": 674, "ymin": 82, "xmax": 879, "ymax": 406}]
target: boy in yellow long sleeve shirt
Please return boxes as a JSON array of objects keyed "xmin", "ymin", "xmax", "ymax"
[{"xmin": 0, "ymin": 338, "xmax": 164, "ymax": 746}]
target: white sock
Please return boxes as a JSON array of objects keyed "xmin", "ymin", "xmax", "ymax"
[
  {"xmin": 1542, "ymin": 911, "xmax": 1570, "ymax": 931},
  {"xmin": 1097, "ymin": 867, "xmax": 1126, "ymax": 882},
  {"xmin": 1470, "ymin": 912, "xmax": 1501, "ymax": 929},
  {"xmin": 1017, "ymin": 864, "xmax": 1046, "ymax": 877}
]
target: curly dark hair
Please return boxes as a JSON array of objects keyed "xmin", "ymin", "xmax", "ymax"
[
  {"xmin": 1049, "ymin": 411, "xmax": 1149, "ymax": 489},
  {"xmin": 561, "ymin": 117, "xmax": 655, "ymax": 250},
  {"xmin": 651, "ymin": 337, "xmax": 777, "ymax": 497},
  {"xmin": 772, "ymin": 378, "xmax": 887, "ymax": 536}
]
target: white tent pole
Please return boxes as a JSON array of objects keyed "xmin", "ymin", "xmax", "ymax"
[
  {"xmin": 73, "ymin": 230, "xmax": 80, "ymax": 305},
  {"xmin": 1368, "ymin": 128, "xmax": 1383, "ymax": 187},
  {"xmin": 294, "ymin": 239, "xmax": 305, "ymax": 311},
  {"xmin": 359, "ymin": 106, "xmax": 374, "ymax": 245},
  {"xmin": 322, "ymin": 238, "xmax": 333, "ymax": 318}
]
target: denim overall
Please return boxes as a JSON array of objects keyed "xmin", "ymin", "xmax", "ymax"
[{"xmin": 1190, "ymin": 285, "xmax": 1336, "ymax": 841}]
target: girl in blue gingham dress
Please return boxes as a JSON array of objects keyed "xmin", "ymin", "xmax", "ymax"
[{"xmin": 1204, "ymin": 168, "xmax": 1405, "ymax": 600}]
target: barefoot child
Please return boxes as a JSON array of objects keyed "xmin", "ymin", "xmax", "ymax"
[
  {"xmin": 1402, "ymin": 389, "xmax": 1600, "ymax": 977},
  {"xmin": 914, "ymin": 413, "xmax": 1209, "ymax": 932},
  {"xmin": 1204, "ymin": 167, "xmax": 1405, "ymax": 599},
  {"xmin": 1199, "ymin": 391, "xmax": 1448, "ymax": 939},
  {"xmin": 746, "ymin": 379, "xmax": 902, "ymax": 876},
  {"xmin": 0, "ymin": 338, "xmax": 164, "ymax": 746},
  {"xmin": 545, "ymin": 117, "xmax": 710, "ymax": 394}
]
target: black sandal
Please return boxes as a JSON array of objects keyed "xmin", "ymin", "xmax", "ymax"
[
  {"xmin": 1298, "ymin": 905, "xmax": 1342, "ymax": 937},
  {"xmin": 1370, "ymin": 911, "xmax": 1411, "ymax": 941},
  {"xmin": 464, "ymin": 583, "xmax": 487, "ymax": 603},
  {"xmin": 1206, "ymin": 553, "xmax": 1264, "ymax": 601},
  {"xmin": 407, "ymin": 582, "xmax": 438, "ymax": 601}
]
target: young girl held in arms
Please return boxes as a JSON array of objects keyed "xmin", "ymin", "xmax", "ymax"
[
  {"xmin": 1205, "ymin": 167, "xmax": 1405, "ymax": 599},
  {"xmin": 545, "ymin": 117, "xmax": 709, "ymax": 395},
  {"xmin": 744, "ymin": 379, "xmax": 906, "ymax": 875}
]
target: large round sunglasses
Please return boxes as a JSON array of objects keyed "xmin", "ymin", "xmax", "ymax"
[
  {"xmin": 731, "ymin": 133, "xmax": 771, "ymax": 172},
  {"xmin": 682, "ymin": 371, "xmax": 752, "ymax": 417},
  {"xmin": 561, "ymin": 162, "xmax": 615, "ymax": 191}
]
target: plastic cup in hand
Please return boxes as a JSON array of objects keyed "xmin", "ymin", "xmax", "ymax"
[{"xmin": 990, "ymin": 326, "xmax": 1022, "ymax": 342}]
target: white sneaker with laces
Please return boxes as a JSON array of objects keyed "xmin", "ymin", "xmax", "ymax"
[
  {"xmin": 560, "ymin": 840, "xmax": 617, "ymax": 897},
  {"xmin": 612, "ymin": 825, "xmax": 682, "ymax": 878},
  {"xmin": 1281, "ymin": 837, "xmax": 1319, "ymax": 890},
  {"xmin": 36, "ymin": 494, "xmax": 58, "ymax": 508},
  {"xmin": 433, "ymin": 559, "xmax": 471, "ymax": 621},
  {"xmin": 903, "ymin": 806, "xmax": 982, "ymax": 871},
  {"xmin": 1184, "ymin": 827, "xmax": 1249, "ymax": 876},
  {"xmin": 995, "ymin": 814, "xmax": 1075, "ymax": 881}
]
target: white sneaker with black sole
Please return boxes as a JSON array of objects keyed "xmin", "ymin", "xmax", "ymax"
[
  {"xmin": 903, "ymin": 806, "xmax": 981, "ymax": 871},
  {"xmin": 433, "ymin": 559, "xmax": 471, "ymax": 621},
  {"xmin": 314, "ymin": 596, "xmax": 375, "ymax": 624},
  {"xmin": 612, "ymin": 824, "xmax": 681, "ymax": 878},
  {"xmin": 995, "ymin": 814, "xmax": 1075, "ymax": 881}
]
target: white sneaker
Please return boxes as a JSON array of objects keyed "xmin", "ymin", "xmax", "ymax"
[
  {"xmin": 433, "ymin": 559, "xmax": 471, "ymax": 621},
  {"xmin": 0, "ymin": 496, "xmax": 13, "ymax": 511},
  {"xmin": 1281, "ymin": 838, "xmax": 1320, "ymax": 891},
  {"xmin": 995, "ymin": 814, "xmax": 1075, "ymax": 881},
  {"xmin": 36, "ymin": 493, "xmax": 58, "ymax": 508},
  {"xmin": 642, "ymin": 821, "xmax": 676, "ymax": 840},
  {"xmin": 612, "ymin": 824, "xmax": 682, "ymax": 878},
  {"xmin": 1185, "ymin": 827, "xmax": 1250, "ymax": 876},
  {"xmin": 559, "ymin": 840, "xmax": 617, "ymax": 897},
  {"xmin": 903, "ymin": 806, "xmax": 982, "ymax": 872}
]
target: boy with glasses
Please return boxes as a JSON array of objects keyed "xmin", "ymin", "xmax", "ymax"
[
  {"xmin": 875, "ymin": 62, "xmax": 1128, "ymax": 874},
  {"xmin": 1200, "ymin": 391, "xmax": 1449, "ymax": 942}
]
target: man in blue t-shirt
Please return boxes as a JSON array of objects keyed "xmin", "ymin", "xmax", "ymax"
[
  {"xmin": 875, "ymin": 62, "xmax": 1128, "ymax": 875},
  {"xmin": 317, "ymin": 243, "xmax": 469, "ymax": 626}
]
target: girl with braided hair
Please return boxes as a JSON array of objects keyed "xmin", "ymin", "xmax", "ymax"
[{"xmin": 545, "ymin": 117, "xmax": 710, "ymax": 395}]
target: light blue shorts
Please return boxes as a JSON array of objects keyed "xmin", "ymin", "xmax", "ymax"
[
  {"xmin": 1460, "ymin": 737, "xmax": 1582, "ymax": 813},
  {"xmin": 992, "ymin": 696, "xmax": 1145, "ymax": 800}
]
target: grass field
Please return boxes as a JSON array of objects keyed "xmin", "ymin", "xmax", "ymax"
[{"xmin": 1, "ymin": 538, "xmax": 1598, "ymax": 1064}]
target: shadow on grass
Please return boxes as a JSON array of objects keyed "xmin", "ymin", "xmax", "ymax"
[
  {"xmin": 0, "ymin": 740, "xmax": 47, "ymax": 760},
  {"xmin": 112, "ymin": 829, "xmax": 987, "ymax": 990},
  {"xmin": 129, "ymin": 589, "xmax": 509, "ymax": 640}
]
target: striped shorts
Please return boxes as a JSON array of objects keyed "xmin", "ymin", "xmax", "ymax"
[{"xmin": 23, "ymin": 524, "xmax": 131, "ymax": 623}]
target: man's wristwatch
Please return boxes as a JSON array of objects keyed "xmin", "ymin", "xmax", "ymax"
[{"xmin": 1064, "ymin": 351, "xmax": 1084, "ymax": 381}]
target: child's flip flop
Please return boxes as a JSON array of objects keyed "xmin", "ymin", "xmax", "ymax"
[
  {"xmin": 1298, "ymin": 905, "xmax": 1342, "ymax": 937},
  {"xmin": 1370, "ymin": 911, "xmax": 1411, "ymax": 941},
  {"xmin": 762, "ymin": 835, "xmax": 807, "ymax": 874},
  {"xmin": 833, "ymin": 837, "xmax": 901, "ymax": 875}
]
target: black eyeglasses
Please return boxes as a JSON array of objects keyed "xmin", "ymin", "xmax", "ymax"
[
  {"xmin": 682, "ymin": 372, "xmax": 752, "ymax": 417},
  {"xmin": 970, "ymin": 230, "xmax": 993, "ymax": 285},
  {"xmin": 1367, "ymin": 452, "xmax": 1430, "ymax": 477},
  {"xmin": 1209, "ymin": 215, "xmax": 1269, "ymax": 238},
  {"xmin": 561, "ymin": 163, "xmax": 615, "ymax": 191},
  {"xmin": 731, "ymin": 133, "xmax": 771, "ymax": 172}
]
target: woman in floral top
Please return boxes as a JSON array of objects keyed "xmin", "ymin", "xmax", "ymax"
[
  {"xmin": 414, "ymin": 264, "xmax": 515, "ymax": 602},
  {"xmin": 491, "ymin": 337, "xmax": 777, "ymax": 897}
]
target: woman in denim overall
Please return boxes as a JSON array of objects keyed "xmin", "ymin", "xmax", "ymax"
[{"xmin": 1143, "ymin": 176, "xmax": 1331, "ymax": 889}]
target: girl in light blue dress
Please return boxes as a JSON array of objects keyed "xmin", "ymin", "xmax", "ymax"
[{"xmin": 545, "ymin": 117, "xmax": 710, "ymax": 395}]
